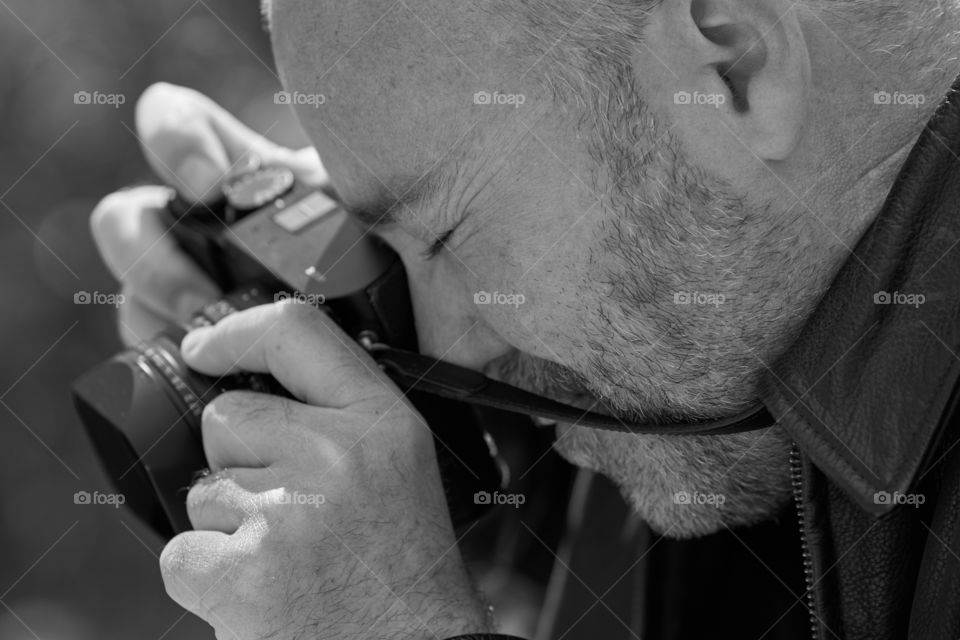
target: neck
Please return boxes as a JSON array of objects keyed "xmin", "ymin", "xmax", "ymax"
[{"xmin": 798, "ymin": 10, "xmax": 958, "ymax": 244}]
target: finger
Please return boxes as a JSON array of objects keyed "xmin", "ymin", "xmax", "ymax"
[
  {"xmin": 181, "ymin": 302, "xmax": 398, "ymax": 408},
  {"xmin": 186, "ymin": 470, "xmax": 263, "ymax": 533},
  {"xmin": 160, "ymin": 529, "xmax": 242, "ymax": 618},
  {"xmin": 115, "ymin": 288, "xmax": 167, "ymax": 347},
  {"xmin": 136, "ymin": 83, "xmax": 328, "ymax": 203},
  {"xmin": 201, "ymin": 391, "xmax": 304, "ymax": 470},
  {"xmin": 91, "ymin": 186, "xmax": 220, "ymax": 323}
]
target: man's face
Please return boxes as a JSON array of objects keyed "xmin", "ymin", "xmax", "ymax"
[
  {"xmin": 263, "ymin": 0, "xmax": 884, "ymax": 536},
  {"xmin": 266, "ymin": 0, "xmax": 607, "ymax": 374}
]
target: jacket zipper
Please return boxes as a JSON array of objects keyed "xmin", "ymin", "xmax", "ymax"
[{"xmin": 790, "ymin": 442, "xmax": 819, "ymax": 640}]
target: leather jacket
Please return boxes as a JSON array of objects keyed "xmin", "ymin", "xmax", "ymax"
[{"xmin": 758, "ymin": 77, "xmax": 960, "ymax": 638}]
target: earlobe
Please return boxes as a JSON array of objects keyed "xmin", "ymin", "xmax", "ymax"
[{"xmin": 688, "ymin": 0, "xmax": 811, "ymax": 160}]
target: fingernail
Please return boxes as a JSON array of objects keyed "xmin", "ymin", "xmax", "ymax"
[{"xmin": 177, "ymin": 156, "xmax": 223, "ymax": 202}]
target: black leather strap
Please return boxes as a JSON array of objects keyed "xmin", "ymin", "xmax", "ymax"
[
  {"xmin": 371, "ymin": 345, "xmax": 775, "ymax": 436},
  {"xmin": 442, "ymin": 635, "xmax": 529, "ymax": 640}
]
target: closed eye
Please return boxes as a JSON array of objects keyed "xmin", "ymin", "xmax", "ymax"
[{"xmin": 421, "ymin": 228, "xmax": 455, "ymax": 260}]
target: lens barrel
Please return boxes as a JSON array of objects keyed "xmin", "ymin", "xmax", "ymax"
[{"xmin": 71, "ymin": 286, "xmax": 285, "ymax": 537}]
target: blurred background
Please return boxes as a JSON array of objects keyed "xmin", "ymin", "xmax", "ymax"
[{"xmin": 0, "ymin": 1, "xmax": 309, "ymax": 637}]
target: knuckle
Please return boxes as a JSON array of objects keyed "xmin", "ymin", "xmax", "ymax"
[
  {"xmin": 139, "ymin": 81, "xmax": 177, "ymax": 100},
  {"xmin": 200, "ymin": 398, "xmax": 232, "ymax": 446},
  {"xmin": 91, "ymin": 187, "xmax": 175, "ymax": 278},
  {"xmin": 270, "ymin": 302, "xmax": 321, "ymax": 354},
  {"xmin": 275, "ymin": 298, "xmax": 319, "ymax": 328},
  {"xmin": 186, "ymin": 476, "xmax": 242, "ymax": 516},
  {"xmin": 91, "ymin": 186, "xmax": 170, "ymax": 232},
  {"xmin": 137, "ymin": 82, "xmax": 201, "ymax": 122},
  {"xmin": 202, "ymin": 391, "xmax": 273, "ymax": 441},
  {"xmin": 137, "ymin": 84, "xmax": 218, "ymax": 171},
  {"xmin": 185, "ymin": 480, "xmax": 218, "ymax": 517},
  {"xmin": 139, "ymin": 81, "xmax": 182, "ymax": 105},
  {"xmin": 202, "ymin": 393, "xmax": 239, "ymax": 431},
  {"xmin": 89, "ymin": 191, "xmax": 132, "ymax": 241},
  {"xmin": 206, "ymin": 390, "xmax": 261, "ymax": 416},
  {"xmin": 309, "ymin": 427, "xmax": 350, "ymax": 462}
]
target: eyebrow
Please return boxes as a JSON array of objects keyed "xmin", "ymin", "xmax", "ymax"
[
  {"xmin": 344, "ymin": 200, "xmax": 403, "ymax": 230},
  {"xmin": 343, "ymin": 172, "xmax": 445, "ymax": 232}
]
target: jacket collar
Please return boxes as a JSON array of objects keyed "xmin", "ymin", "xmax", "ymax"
[{"xmin": 760, "ymin": 78, "xmax": 960, "ymax": 515}]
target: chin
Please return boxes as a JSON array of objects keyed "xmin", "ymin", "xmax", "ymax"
[
  {"xmin": 618, "ymin": 482, "xmax": 789, "ymax": 539},
  {"xmin": 552, "ymin": 421, "xmax": 794, "ymax": 540}
]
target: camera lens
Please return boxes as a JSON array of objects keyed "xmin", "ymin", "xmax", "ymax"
[
  {"xmin": 70, "ymin": 285, "xmax": 286, "ymax": 537},
  {"xmin": 141, "ymin": 286, "xmax": 288, "ymax": 430}
]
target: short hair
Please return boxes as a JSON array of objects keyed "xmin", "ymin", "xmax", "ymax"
[{"xmin": 502, "ymin": 0, "xmax": 659, "ymax": 107}]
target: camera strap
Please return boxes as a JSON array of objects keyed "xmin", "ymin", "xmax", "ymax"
[
  {"xmin": 370, "ymin": 346, "xmax": 776, "ymax": 436},
  {"xmin": 166, "ymin": 167, "xmax": 777, "ymax": 437}
]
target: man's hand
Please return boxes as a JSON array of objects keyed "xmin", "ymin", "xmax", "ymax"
[
  {"xmin": 89, "ymin": 82, "xmax": 327, "ymax": 345},
  {"xmin": 161, "ymin": 301, "xmax": 491, "ymax": 640}
]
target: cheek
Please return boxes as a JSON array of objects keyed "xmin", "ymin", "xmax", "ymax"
[
  {"xmin": 481, "ymin": 277, "xmax": 581, "ymax": 363},
  {"xmin": 487, "ymin": 237, "xmax": 602, "ymax": 362},
  {"xmin": 375, "ymin": 214, "xmax": 604, "ymax": 370},
  {"xmin": 465, "ymin": 237, "xmax": 601, "ymax": 366},
  {"xmin": 376, "ymin": 234, "xmax": 508, "ymax": 365}
]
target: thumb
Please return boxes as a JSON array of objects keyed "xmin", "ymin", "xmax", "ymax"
[
  {"xmin": 160, "ymin": 529, "xmax": 240, "ymax": 617},
  {"xmin": 135, "ymin": 82, "xmax": 328, "ymax": 203}
]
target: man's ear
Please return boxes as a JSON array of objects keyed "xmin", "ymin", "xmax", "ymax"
[{"xmin": 651, "ymin": 0, "xmax": 811, "ymax": 160}]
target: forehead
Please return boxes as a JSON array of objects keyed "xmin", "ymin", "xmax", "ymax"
[{"xmin": 265, "ymin": 0, "xmax": 513, "ymax": 210}]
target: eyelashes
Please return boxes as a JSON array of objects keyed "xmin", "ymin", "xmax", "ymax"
[{"xmin": 421, "ymin": 228, "xmax": 456, "ymax": 261}]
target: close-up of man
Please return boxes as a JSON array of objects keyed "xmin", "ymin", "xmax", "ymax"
[{"xmin": 82, "ymin": 0, "xmax": 960, "ymax": 638}]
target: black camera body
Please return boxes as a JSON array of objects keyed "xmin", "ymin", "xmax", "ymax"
[{"xmin": 72, "ymin": 167, "xmax": 504, "ymax": 540}]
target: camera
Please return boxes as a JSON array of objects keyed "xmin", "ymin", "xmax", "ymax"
[{"xmin": 71, "ymin": 164, "xmax": 505, "ymax": 540}]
